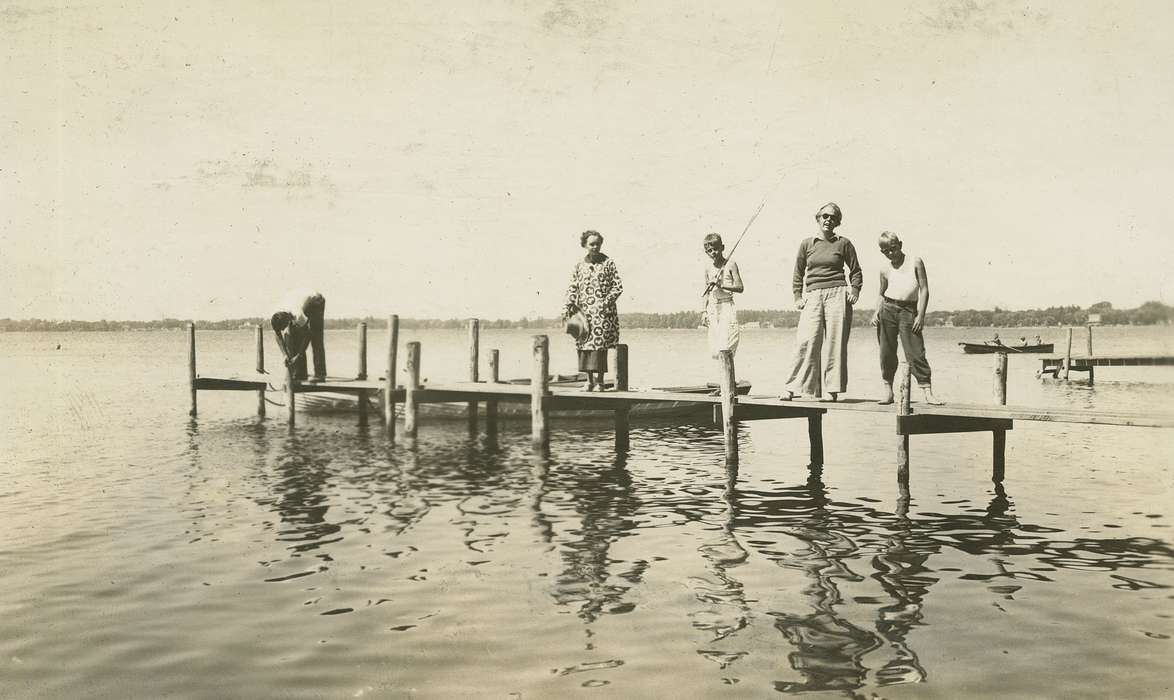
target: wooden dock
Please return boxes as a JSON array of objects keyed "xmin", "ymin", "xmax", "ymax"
[
  {"xmin": 1036, "ymin": 325, "xmax": 1174, "ymax": 382},
  {"xmin": 187, "ymin": 318, "xmax": 1174, "ymax": 487}
]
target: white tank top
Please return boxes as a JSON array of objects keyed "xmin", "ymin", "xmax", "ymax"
[{"xmin": 884, "ymin": 258, "xmax": 919, "ymax": 301}]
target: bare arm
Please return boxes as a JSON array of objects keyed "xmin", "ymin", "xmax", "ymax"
[
  {"xmin": 914, "ymin": 257, "xmax": 929, "ymax": 332},
  {"xmin": 871, "ymin": 270, "xmax": 888, "ymax": 326},
  {"xmin": 724, "ymin": 260, "xmax": 744, "ymax": 293}
]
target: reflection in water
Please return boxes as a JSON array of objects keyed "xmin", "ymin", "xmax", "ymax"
[
  {"xmin": 692, "ymin": 461, "xmax": 751, "ymax": 671},
  {"xmin": 178, "ymin": 417, "xmax": 1174, "ymax": 695},
  {"xmin": 546, "ymin": 450, "xmax": 648, "ymax": 639},
  {"xmin": 269, "ymin": 431, "xmax": 341, "ymax": 554}
]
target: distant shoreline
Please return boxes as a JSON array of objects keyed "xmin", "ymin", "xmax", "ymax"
[{"xmin": 2, "ymin": 301, "xmax": 1170, "ymax": 333}]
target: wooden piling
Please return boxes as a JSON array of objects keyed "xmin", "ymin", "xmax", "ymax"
[
  {"xmin": 405, "ymin": 342, "xmax": 421, "ymax": 437},
  {"xmin": 897, "ymin": 364, "xmax": 911, "ymax": 482},
  {"xmin": 384, "ymin": 315, "xmax": 399, "ymax": 437},
  {"xmin": 468, "ymin": 319, "xmax": 480, "ymax": 432},
  {"xmin": 531, "ymin": 335, "xmax": 549, "ymax": 450},
  {"xmin": 992, "ymin": 353, "xmax": 1008, "ymax": 482},
  {"xmin": 188, "ymin": 323, "xmax": 197, "ymax": 417},
  {"xmin": 993, "ymin": 352, "xmax": 1008, "ymax": 405},
  {"xmin": 285, "ymin": 360, "xmax": 296, "ymax": 428},
  {"xmin": 615, "ymin": 344, "xmax": 630, "ymax": 452},
  {"xmin": 486, "ymin": 349, "xmax": 500, "ymax": 438},
  {"xmin": 993, "ymin": 430, "xmax": 1006, "ymax": 483},
  {"xmin": 1063, "ymin": 327, "xmax": 1073, "ymax": 380},
  {"xmin": 808, "ymin": 414, "xmax": 824, "ymax": 466},
  {"xmin": 255, "ymin": 324, "xmax": 265, "ymax": 417},
  {"xmin": 1087, "ymin": 325, "xmax": 1095, "ymax": 385},
  {"xmin": 719, "ymin": 349, "xmax": 737, "ymax": 464},
  {"xmin": 356, "ymin": 322, "xmax": 368, "ymax": 380}
]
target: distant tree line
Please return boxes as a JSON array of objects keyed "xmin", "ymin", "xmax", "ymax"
[{"xmin": 1, "ymin": 301, "xmax": 1170, "ymax": 332}]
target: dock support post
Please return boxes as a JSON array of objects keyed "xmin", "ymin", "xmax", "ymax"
[
  {"xmin": 719, "ymin": 350, "xmax": 738, "ymax": 465},
  {"xmin": 808, "ymin": 414, "xmax": 824, "ymax": 467},
  {"xmin": 468, "ymin": 319, "xmax": 480, "ymax": 433},
  {"xmin": 897, "ymin": 364, "xmax": 911, "ymax": 483},
  {"xmin": 487, "ymin": 349, "xmax": 500, "ymax": 440},
  {"xmin": 285, "ymin": 361, "xmax": 296, "ymax": 428},
  {"xmin": 1063, "ymin": 327, "xmax": 1073, "ymax": 380},
  {"xmin": 993, "ymin": 430, "xmax": 1006, "ymax": 483},
  {"xmin": 993, "ymin": 352, "xmax": 1008, "ymax": 482},
  {"xmin": 993, "ymin": 352, "xmax": 1008, "ymax": 405},
  {"xmin": 404, "ymin": 342, "xmax": 421, "ymax": 437},
  {"xmin": 384, "ymin": 315, "xmax": 399, "ymax": 438},
  {"xmin": 188, "ymin": 322, "xmax": 197, "ymax": 417},
  {"xmin": 255, "ymin": 324, "xmax": 265, "ymax": 417},
  {"xmin": 615, "ymin": 344, "xmax": 630, "ymax": 452},
  {"xmin": 356, "ymin": 322, "xmax": 369, "ymax": 424},
  {"xmin": 357, "ymin": 322, "xmax": 368, "ymax": 380},
  {"xmin": 1087, "ymin": 325, "xmax": 1095, "ymax": 385},
  {"xmin": 532, "ymin": 335, "xmax": 549, "ymax": 451}
]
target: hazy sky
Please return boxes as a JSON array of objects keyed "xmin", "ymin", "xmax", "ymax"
[{"xmin": 5, "ymin": 0, "xmax": 1174, "ymax": 321}]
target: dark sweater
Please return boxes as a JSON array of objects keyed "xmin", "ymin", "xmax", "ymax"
[{"xmin": 792, "ymin": 235, "xmax": 863, "ymax": 299}]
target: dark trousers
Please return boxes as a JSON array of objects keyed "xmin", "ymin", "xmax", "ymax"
[
  {"xmin": 877, "ymin": 299, "xmax": 931, "ymax": 385},
  {"xmin": 289, "ymin": 293, "xmax": 327, "ymax": 379}
]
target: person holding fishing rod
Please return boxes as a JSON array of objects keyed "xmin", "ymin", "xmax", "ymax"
[
  {"xmin": 779, "ymin": 202, "xmax": 863, "ymax": 402},
  {"xmin": 701, "ymin": 233, "xmax": 745, "ymax": 359}
]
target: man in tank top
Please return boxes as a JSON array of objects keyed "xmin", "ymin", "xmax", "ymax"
[{"xmin": 871, "ymin": 232, "xmax": 943, "ymax": 405}]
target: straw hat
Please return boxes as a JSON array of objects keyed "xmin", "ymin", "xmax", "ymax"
[{"xmin": 564, "ymin": 311, "xmax": 588, "ymax": 342}]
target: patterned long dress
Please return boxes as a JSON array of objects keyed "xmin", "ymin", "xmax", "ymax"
[{"xmin": 563, "ymin": 256, "xmax": 623, "ymax": 351}]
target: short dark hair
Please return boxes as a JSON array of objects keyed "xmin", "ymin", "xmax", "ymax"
[
  {"xmin": 703, "ymin": 233, "xmax": 723, "ymax": 249},
  {"xmin": 271, "ymin": 311, "xmax": 293, "ymax": 332},
  {"xmin": 580, "ymin": 230, "xmax": 603, "ymax": 247}
]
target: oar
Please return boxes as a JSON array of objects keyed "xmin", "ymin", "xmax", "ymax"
[{"xmin": 702, "ymin": 198, "xmax": 767, "ymax": 297}]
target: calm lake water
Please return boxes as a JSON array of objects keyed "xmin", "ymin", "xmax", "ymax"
[{"xmin": 2, "ymin": 326, "xmax": 1173, "ymax": 698}]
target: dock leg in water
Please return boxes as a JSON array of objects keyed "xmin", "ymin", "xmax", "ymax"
[
  {"xmin": 897, "ymin": 364, "xmax": 911, "ymax": 483},
  {"xmin": 285, "ymin": 363, "xmax": 296, "ymax": 428},
  {"xmin": 468, "ymin": 319, "xmax": 479, "ymax": 435},
  {"xmin": 486, "ymin": 349, "xmax": 500, "ymax": 444},
  {"xmin": 615, "ymin": 344, "xmax": 630, "ymax": 452},
  {"xmin": 405, "ymin": 342, "xmax": 421, "ymax": 438},
  {"xmin": 188, "ymin": 323, "xmax": 197, "ymax": 417},
  {"xmin": 531, "ymin": 335, "xmax": 549, "ymax": 452},
  {"xmin": 993, "ymin": 430, "xmax": 1006, "ymax": 483},
  {"xmin": 719, "ymin": 350, "xmax": 738, "ymax": 465},
  {"xmin": 808, "ymin": 414, "xmax": 824, "ymax": 467},
  {"xmin": 384, "ymin": 315, "xmax": 399, "ymax": 440},
  {"xmin": 255, "ymin": 324, "xmax": 265, "ymax": 418}
]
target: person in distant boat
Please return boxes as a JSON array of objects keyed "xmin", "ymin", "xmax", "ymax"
[
  {"xmin": 1035, "ymin": 335, "xmax": 1043, "ymax": 344},
  {"xmin": 563, "ymin": 231, "xmax": 623, "ymax": 392},
  {"xmin": 988, "ymin": 332, "xmax": 1001, "ymax": 345},
  {"xmin": 779, "ymin": 202, "xmax": 863, "ymax": 402},
  {"xmin": 701, "ymin": 233, "xmax": 744, "ymax": 361},
  {"xmin": 871, "ymin": 232, "xmax": 943, "ymax": 405},
  {"xmin": 271, "ymin": 290, "xmax": 327, "ymax": 382}
]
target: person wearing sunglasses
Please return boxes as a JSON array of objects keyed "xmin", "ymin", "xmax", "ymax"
[{"xmin": 779, "ymin": 203, "xmax": 863, "ymax": 402}]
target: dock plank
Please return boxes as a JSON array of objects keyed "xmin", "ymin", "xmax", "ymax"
[
  {"xmin": 1039, "ymin": 355, "xmax": 1174, "ymax": 368},
  {"xmin": 195, "ymin": 376, "xmax": 1174, "ymax": 428}
]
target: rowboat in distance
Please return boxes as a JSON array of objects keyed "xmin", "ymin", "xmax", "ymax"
[
  {"xmin": 295, "ymin": 373, "xmax": 752, "ymax": 419},
  {"xmin": 959, "ymin": 341, "xmax": 1054, "ymax": 354}
]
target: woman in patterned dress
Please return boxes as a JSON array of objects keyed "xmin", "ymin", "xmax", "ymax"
[{"xmin": 563, "ymin": 230, "xmax": 623, "ymax": 391}]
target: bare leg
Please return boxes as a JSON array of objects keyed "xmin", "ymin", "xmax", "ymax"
[{"xmin": 878, "ymin": 381, "xmax": 894, "ymax": 405}]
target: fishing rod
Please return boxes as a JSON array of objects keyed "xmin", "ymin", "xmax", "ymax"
[{"xmin": 702, "ymin": 197, "xmax": 767, "ymax": 297}]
